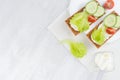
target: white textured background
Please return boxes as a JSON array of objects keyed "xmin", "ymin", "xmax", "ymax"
[{"xmin": 0, "ymin": 0, "xmax": 118, "ymax": 80}]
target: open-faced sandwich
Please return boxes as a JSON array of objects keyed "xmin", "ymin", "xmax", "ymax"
[
  {"xmin": 87, "ymin": 11, "xmax": 120, "ymax": 48},
  {"xmin": 65, "ymin": 0, "xmax": 106, "ymax": 35}
]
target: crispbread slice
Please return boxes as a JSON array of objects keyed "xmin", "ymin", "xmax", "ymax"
[
  {"xmin": 65, "ymin": 0, "xmax": 105, "ymax": 36},
  {"xmin": 87, "ymin": 11, "xmax": 120, "ymax": 48}
]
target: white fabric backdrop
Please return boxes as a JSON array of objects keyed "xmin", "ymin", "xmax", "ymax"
[{"xmin": 0, "ymin": 0, "xmax": 102, "ymax": 80}]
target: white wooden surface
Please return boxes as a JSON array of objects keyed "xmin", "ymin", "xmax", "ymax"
[{"xmin": 0, "ymin": 0, "xmax": 119, "ymax": 80}]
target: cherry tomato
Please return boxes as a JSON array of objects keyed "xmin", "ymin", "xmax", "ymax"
[
  {"xmin": 106, "ymin": 27, "xmax": 116, "ymax": 35},
  {"xmin": 88, "ymin": 15, "xmax": 96, "ymax": 23},
  {"xmin": 104, "ymin": 0, "xmax": 114, "ymax": 9}
]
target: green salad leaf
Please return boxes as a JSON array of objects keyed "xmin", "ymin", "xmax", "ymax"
[
  {"xmin": 70, "ymin": 11, "xmax": 90, "ymax": 32},
  {"xmin": 91, "ymin": 26, "xmax": 106, "ymax": 45},
  {"xmin": 62, "ymin": 40, "xmax": 87, "ymax": 58}
]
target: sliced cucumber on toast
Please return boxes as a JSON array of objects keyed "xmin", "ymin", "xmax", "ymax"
[
  {"xmin": 94, "ymin": 6, "xmax": 105, "ymax": 17},
  {"xmin": 85, "ymin": 1, "xmax": 98, "ymax": 14},
  {"xmin": 104, "ymin": 14, "xmax": 117, "ymax": 27},
  {"xmin": 114, "ymin": 16, "xmax": 120, "ymax": 28}
]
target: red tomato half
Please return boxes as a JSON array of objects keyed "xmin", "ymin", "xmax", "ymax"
[
  {"xmin": 104, "ymin": 0, "xmax": 114, "ymax": 9},
  {"xmin": 88, "ymin": 16, "xmax": 96, "ymax": 23},
  {"xmin": 106, "ymin": 27, "xmax": 116, "ymax": 35}
]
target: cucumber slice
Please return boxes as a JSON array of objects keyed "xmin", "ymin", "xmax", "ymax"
[
  {"xmin": 114, "ymin": 16, "xmax": 120, "ymax": 28},
  {"xmin": 85, "ymin": 1, "xmax": 98, "ymax": 14},
  {"xmin": 94, "ymin": 6, "xmax": 105, "ymax": 17},
  {"xmin": 104, "ymin": 14, "xmax": 117, "ymax": 27}
]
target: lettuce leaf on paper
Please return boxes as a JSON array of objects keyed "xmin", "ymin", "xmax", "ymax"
[
  {"xmin": 91, "ymin": 26, "xmax": 106, "ymax": 45},
  {"xmin": 70, "ymin": 11, "xmax": 90, "ymax": 32},
  {"xmin": 62, "ymin": 40, "xmax": 87, "ymax": 58}
]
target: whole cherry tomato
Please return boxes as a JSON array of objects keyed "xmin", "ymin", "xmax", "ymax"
[{"xmin": 104, "ymin": 0, "xmax": 114, "ymax": 9}]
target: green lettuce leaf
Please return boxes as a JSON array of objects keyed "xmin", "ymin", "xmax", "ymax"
[
  {"xmin": 70, "ymin": 11, "xmax": 89, "ymax": 32},
  {"xmin": 91, "ymin": 26, "xmax": 106, "ymax": 45},
  {"xmin": 62, "ymin": 40, "xmax": 87, "ymax": 58}
]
